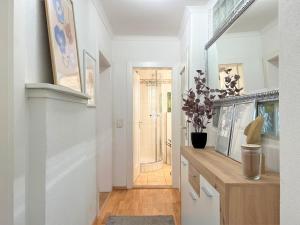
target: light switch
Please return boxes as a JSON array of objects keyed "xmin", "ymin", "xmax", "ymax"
[{"xmin": 116, "ymin": 119, "xmax": 124, "ymax": 128}]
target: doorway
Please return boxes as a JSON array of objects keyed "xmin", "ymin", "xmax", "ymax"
[{"xmin": 133, "ymin": 68, "xmax": 173, "ymax": 187}]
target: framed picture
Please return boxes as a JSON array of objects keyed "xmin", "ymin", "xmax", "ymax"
[
  {"xmin": 167, "ymin": 92, "xmax": 172, "ymax": 112},
  {"xmin": 45, "ymin": 0, "xmax": 82, "ymax": 92},
  {"xmin": 229, "ymin": 101, "xmax": 256, "ymax": 162},
  {"xmin": 257, "ymin": 101, "xmax": 279, "ymax": 138},
  {"xmin": 83, "ymin": 51, "xmax": 96, "ymax": 106},
  {"xmin": 216, "ymin": 105, "xmax": 234, "ymax": 156}
]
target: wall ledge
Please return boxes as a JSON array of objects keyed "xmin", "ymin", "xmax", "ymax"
[{"xmin": 25, "ymin": 83, "xmax": 90, "ymax": 104}]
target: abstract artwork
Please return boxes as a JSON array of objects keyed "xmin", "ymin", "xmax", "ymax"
[
  {"xmin": 45, "ymin": 0, "xmax": 82, "ymax": 92},
  {"xmin": 257, "ymin": 101, "xmax": 279, "ymax": 138},
  {"xmin": 216, "ymin": 105, "xmax": 234, "ymax": 156},
  {"xmin": 83, "ymin": 51, "xmax": 96, "ymax": 106},
  {"xmin": 229, "ymin": 101, "xmax": 256, "ymax": 162},
  {"xmin": 167, "ymin": 92, "xmax": 172, "ymax": 112}
]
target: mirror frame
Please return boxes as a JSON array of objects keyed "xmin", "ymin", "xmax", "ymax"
[
  {"xmin": 205, "ymin": 0, "xmax": 256, "ymax": 88},
  {"xmin": 205, "ymin": 0, "xmax": 256, "ymax": 50},
  {"xmin": 204, "ymin": 0, "xmax": 279, "ymax": 103},
  {"xmin": 213, "ymin": 89, "xmax": 279, "ymax": 107}
]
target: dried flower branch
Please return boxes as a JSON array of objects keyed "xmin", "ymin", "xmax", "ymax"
[
  {"xmin": 218, "ymin": 68, "xmax": 244, "ymax": 98},
  {"xmin": 182, "ymin": 70, "xmax": 216, "ymax": 133}
]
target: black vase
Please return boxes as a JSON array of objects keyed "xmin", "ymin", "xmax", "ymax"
[{"xmin": 191, "ymin": 132, "xmax": 207, "ymax": 149}]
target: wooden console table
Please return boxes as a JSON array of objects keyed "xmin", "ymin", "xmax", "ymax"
[{"xmin": 181, "ymin": 146, "xmax": 280, "ymax": 225}]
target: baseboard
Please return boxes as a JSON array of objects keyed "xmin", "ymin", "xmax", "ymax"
[
  {"xmin": 133, "ymin": 185, "xmax": 174, "ymax": 189},
  {"xmin": 99, "ymin": 192, "xmax": 111, "ymax": 211},
  {"xmin": 96, "ymin": 192, "xmax": 112, "ymax": 225},
  {"xmin": 113, "ymin": 186, "xmax": 127, "ymax": 190},
  {"xmin": 92, "ymin": 216, "xmax": 98, "ymax": 225}
]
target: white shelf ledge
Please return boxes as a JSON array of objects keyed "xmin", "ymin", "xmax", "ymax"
[{"xmin": 25, "ymin": 83, "xmax": 90, "ymax": 104}]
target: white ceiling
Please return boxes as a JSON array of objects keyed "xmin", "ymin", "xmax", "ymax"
[{"xmin": 99, "ymin": 0, "xmax": 208, "ymax": 36}]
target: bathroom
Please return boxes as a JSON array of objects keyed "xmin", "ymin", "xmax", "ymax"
[{"xmin": 133, "ymin": 68, "xmax": 173, "ymax": 187}]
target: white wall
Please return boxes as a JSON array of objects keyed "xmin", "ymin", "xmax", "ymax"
[
  {"xmin": 10, "ymin": 0, "xmax": 113, "ymax": 224},
  {"xmin": 0, "ymin": 0, "xmax": 14, "ymax": 224},
  {"xmin": 111, "ymin": 37, "xmax": 180, "ymax": 187},
  {"xmin": 45, "ymin": 99, "xmax": 97, "ymax": 225},
  {"xmin": 280, "ymin": 0, "xmax": 300, "ymax": 224},
  {"xmin": 214, "ymin": 32, "xmax": 265, "ymax": 91},
  {"xmin": 179, "ymin": 6, "xmax": 209, "ymax": 144},
  {"xmin": 179, "ymin": 7, "xmax": 209, "ymax": 89},
  {"xmin": 13, "ymin": 0, "xmax": 31, "ymax": 224},
  {"xmin": 76, "ymin": 0, "xmax": 114, "ymax": 194},
  {"xmin": 261, "ymin": 21, "xmax": 279, "ymax": 88},
  {"xmin": 96, "ymin": 66, "xmax": 113, "ymax": 192}
]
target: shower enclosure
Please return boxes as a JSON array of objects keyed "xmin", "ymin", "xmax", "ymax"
[{"xmin": 138, "ymin": 68, "xmax": 172, "ymax": 172}]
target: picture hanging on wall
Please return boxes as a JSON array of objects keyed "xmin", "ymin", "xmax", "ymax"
[
  {"xmin": 45, "ymin": 0, "xmax": 82, "ymax": 92},
  {"xmin": 229, "ymin": 101, "xmax": 256, "ymax": 162},
  {"xmin": 257, "ymin": 101, "xmax": 279, "ymax": 138},
  {"xmin": 216, "ymin": 105, "xmax": 234, "ymax": 156},
  {"xmin": 167, "ymin": 92, "xmax": 172, "ymax": 112},
  {"xmin": 83, "ymin": 50, "xmax": 96, "ymax": 106}
]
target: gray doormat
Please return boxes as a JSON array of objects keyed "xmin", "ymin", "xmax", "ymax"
[{"xmin": 106, "ymin": 216, "xmax": 175, "ymax": 225}]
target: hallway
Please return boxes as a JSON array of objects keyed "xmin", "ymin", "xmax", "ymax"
[
  {"xmin": 134, "ymin": 164, "xmax": 172, "ymax": 186},
  {"xmin": 2, "ymin": 0, "xmax": 300, "ymax": 224},
  {"xmin": 97, "ymin": 189, "xmax": 180, "ymax": 225}
]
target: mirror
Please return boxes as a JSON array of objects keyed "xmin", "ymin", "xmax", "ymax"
[{"xmin": 207, "ymin": 0, "xmax": 279, "ymax": 93}]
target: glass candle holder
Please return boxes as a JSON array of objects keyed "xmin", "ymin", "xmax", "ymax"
[{"xmin": 241, "ymin": 144, "xmax": 262, "ymax": 180}]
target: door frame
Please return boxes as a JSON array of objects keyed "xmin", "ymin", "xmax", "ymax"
[{"xmin": 126, "ymin": 62, "xmax": 181, "ymax": 189}]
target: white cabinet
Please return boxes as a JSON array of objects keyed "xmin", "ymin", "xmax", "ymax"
[
  {"xmin": 181, "ymin": 156, "xmax": 220, "ymax": 225},
  {"xmin": 198, "ymin": 175, "xmax": 220, "ymax": 225},
  {"xmin": 181, "ymin": 156, "xmax": 194, "ymax": 225}
]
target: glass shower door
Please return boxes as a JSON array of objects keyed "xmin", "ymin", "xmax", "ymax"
[
  {"xmin": 155, "ymin": 71, "xmax": 163, "ymax": 163},
  {"xmin": 140, "ymin": 70, "xmax": 162, "ymax": 164}
]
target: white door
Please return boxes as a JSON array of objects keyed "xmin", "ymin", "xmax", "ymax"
[
  {"xmin": 133, "ymin": 71, "xmax": 141, "ymax": 181},
  {"xmin": 180, "ymin": 66, "xmax": 189, "ymax": 147}
]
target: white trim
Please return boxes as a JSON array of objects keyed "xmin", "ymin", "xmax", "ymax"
[
  {"xmin": 90, "ymin": 0, "xmax": 114, "ymax": 38},
  {"xmin": 83, "ymin": 50, "xmax": 97, "ymax": 106},
  {"xmin": 126, "ymin": 62, "xmax": 181, "ymax": 189},
  {"xmin": 113, "ymin": 36, "xmax": 180, "ymax": 42},
  {"xmin": 25, "ymin": 83, "xmax": 90, "ymax": 104}
]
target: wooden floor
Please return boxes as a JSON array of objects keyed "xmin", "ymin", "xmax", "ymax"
[
  {"xmin": 97, "ymin": 189, "xmax": 180, "ymax": 225},
  {"xmin": 134, "ymin": 164, "xmax": 172, "ymax": 186},
  {"xmin": 99, "ymin": 192, "xmax": 110, "ymax": 210}
]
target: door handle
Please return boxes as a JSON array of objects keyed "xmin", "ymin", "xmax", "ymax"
[
  {"xmin": 181, "ymin": 161, "xmax": 187, "ymax": 166},
  {"xmin": 189, "ymin": 191, "xmax": 197, "ymax": 201},
  {"xmin": 201, "ymin": 186, "xmax": 213, "ymax": 198}
]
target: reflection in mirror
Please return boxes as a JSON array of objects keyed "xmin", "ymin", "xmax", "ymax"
[{"xmin": 207, "ymin": 0, "xmax": 279, "ymax": 93}]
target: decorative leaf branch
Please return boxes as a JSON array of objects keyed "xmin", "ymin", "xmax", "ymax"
[
  {"xmin": 182, "ymin": 69, "xmax": 244, "ymax": 133},
  {"xmin": 218, "ymin": 68, "xmax": 244, "ymax": 98},
  {"xmin": 182, "ymin": 70, "xmax": 215, "ymax": 133}
]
